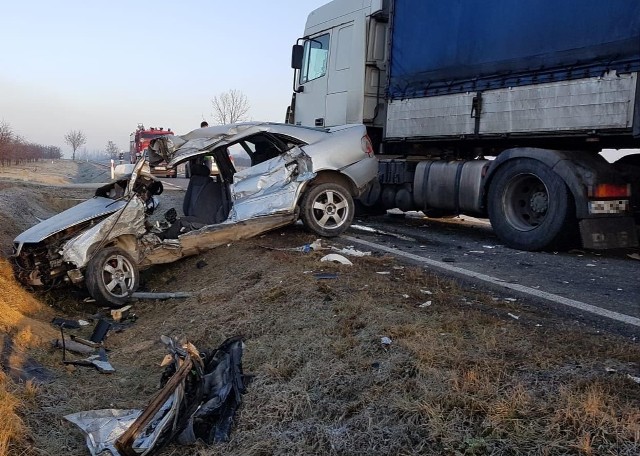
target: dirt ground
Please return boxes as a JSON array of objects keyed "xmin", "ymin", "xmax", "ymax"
[{"xmin": 0, "ymin": 161, "xmax": 639, "ymax": 455}]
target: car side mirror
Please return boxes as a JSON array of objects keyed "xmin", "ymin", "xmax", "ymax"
[{"xmin": 291, "ymin": 44, "xmax": 304, "ymax": 70}]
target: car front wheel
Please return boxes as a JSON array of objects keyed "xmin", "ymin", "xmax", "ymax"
[
  {"xmin": 301, "ymin": 183, "xmax": 354, "ymax": 237},
  {"xmin": 85, "ymin": 247, "xmax": 139, "ymax": 307}
]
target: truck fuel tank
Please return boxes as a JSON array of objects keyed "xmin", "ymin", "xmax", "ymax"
[{"xmin": 413, "ymin": 160, "xmax": 489, "ymax": 215}]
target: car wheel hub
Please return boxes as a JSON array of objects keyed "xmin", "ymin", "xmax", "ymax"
[
  {"xmin": 312, "ymin": 191, "xmax": 347, "ymax": 228},
  {"xmin": 103, "ymin": 255, "xmax": 134, "ymax": 297}
]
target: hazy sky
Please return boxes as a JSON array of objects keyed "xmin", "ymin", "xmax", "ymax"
[{"xmin": 1, "ymin": 0, "xmax": 328, "ymax": 156}]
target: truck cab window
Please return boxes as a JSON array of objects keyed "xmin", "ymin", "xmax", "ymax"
[{"xmin": 300, "ymin": 34, "xmax": 330, "ymax": 84}]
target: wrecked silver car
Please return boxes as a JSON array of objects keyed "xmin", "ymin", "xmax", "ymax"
[{"xmin": 12, "ymin": 122, "xmax": 378, "ymax": 306}]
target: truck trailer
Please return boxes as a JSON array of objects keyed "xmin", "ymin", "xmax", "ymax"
[{"xmin": 287, "ymin": 0, "xmax": 640, "ymax": 251}]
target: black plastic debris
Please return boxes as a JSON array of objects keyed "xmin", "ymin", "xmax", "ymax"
[
  {"xmin": 51, "ymin": 317, "xmax": 81, "ymax": 329},
  {"xmin": 90, "ymin": 319, "xmax": 112, "ymax": 343},
  {"xmin": 65, "ymin": 336, "xmax": 248, "ymax": 455}
]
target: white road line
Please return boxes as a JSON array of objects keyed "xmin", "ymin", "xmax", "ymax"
[{"xmin": 343, "ymin": 235, "xmax": 640, "ymax": 328}]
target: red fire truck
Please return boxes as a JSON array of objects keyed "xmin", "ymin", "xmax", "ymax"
[{"xmin": 129, "ymin": 124, "xmax": 176, "ymax": 178}]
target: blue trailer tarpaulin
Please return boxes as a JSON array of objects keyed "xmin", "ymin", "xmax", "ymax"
[{"xmin": 388, "ymin": 0, "xmax": 640, "ymax": 99}]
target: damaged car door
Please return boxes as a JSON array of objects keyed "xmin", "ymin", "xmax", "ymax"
[{"xmin": 227, "ymin": 134, "xmax": 314, "ymax": 221}]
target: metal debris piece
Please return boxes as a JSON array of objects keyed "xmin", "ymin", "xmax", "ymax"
[
  {"xmin": 110, "ymin": 305, "xmax": 132, "ymax": 323},
  {"xmin": 381, "ymin": 337, "xmax": 392, "ymax": 346},
  {"xmin": 51, "ymin": 317, "xmax": 81, "ymax": 329},
  {"xmin": 130, "ymin": 291, "xmax": 194, "ymax": 300},
  {"xmin": 66, "ymin": 336, "xmax": 247, "ymax": 456},
  {"xmin": 419, "ymin": 301, "xmax": 432, "ymax": 308},
  {"xmin": 313, "ymin": 272, "xmax": 339, "ymax": 280},
  {"xmin": 507, "ymin": 313, "xmax": 520, "ymax": 320},
  {"xmin": 331, "ymin": 246, "xmax": 370, "ymax": 257}
]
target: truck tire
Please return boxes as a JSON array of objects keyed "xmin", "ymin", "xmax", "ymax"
[
  {"xmin": 85, "ymin": 247, "xmax": 139, "ymax": 307},
  {"xmin": 488, "ymin": 159, "xmax": 577, "ymax": 251},
  {"xmin": 301, "ymin": 183, "xmax": 354, "ymax": 237}
]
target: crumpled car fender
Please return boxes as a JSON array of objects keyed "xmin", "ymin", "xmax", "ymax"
[{"xmin": 62, "ymin": 197, "xmax": 147, "ymax": 269}]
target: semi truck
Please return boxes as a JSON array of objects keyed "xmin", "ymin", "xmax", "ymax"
[
  {"xmin": 129, "ymin": 124, "xmax": 177, "ymax": 178},
  {"xmin": 286, "ymin": 0, "xmax": 640, "ymax": 251}
]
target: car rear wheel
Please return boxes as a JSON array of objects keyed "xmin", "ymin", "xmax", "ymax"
[
  {"xmin": 301, "ymin": 183, "xmax": 354, "ymax": 237},
  {"xmin": 85, "ymin": 247, "xmax": 139, "ymax": 307}
]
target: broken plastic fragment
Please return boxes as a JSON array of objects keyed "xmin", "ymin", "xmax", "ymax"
[
  {"xmin": 380, "ymin": 337, "xmax": 392, "ymax": 346},
  {"xmin": 507, "ymin": 313, "xmax": 520, "ymax": 320},
  {"xmin": 419, "ymin": 301, "xmax": 432, "ymax": 308},
  {"xmin": 320, "ymin": 254, "xmax": 353, "ymax": 266}
]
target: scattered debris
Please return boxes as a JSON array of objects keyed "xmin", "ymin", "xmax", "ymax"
[
  {"xmin": 130, "ymin": 291, "xmax": 194, "ymax": 300},
  {"xmin": 110, "ymin": 305, "xmax": 133, "ymax": 323},
  {"xmin": 441, "ymin": 257, "xmax": 456, "ymax": 263},
  {"xmin": 468, "ymin": 250, "xmax": 485, "ymax": 254},
  {"xmin": 331, "ymin": 246, "xmax": 371, "ymax": 257},
  {"xmin": 586, "ymin": 263, "xmax": 596, "ymax": 267},
  {"xmin": 90, "ymin": 319, "xmax": 112, "ymax": 344},
  {"xmin": 320, "ymin": 254, "xmax": 353, "ymax": 266},
  {"xmin": 420, "ymin": 289, "xmax": 433, "ymax": 295},
  {"xmin": 65, "ymin": 336, "xmax": 247, "ymax": 455},
  {"xmin": 402, "ymin": 294, "xmax": 410, "ymax": 298},
  {"xmin": 482, "ymin": 245, "xmax": 498, "ymax": 249},
  {"xmin": 507, "ymin": 313, "xmax": 520, "ymax": 320},
  {"xmin": 313, "ymin": 272, "xmax": 339, "ymax": 280},
  {"xmin": 419, "ymin": 301, "xmax": 432, "ymax": 308},
  {"xmin": 393, "ymin": 266, "xmax": 405, "ymax": 270},
  {"xmin": 605, "ymin": 367, "xmax": 617, "ymax": 373},
  {"xmin": 504, "ymin": 298, "xmax": 517, "ymax": 302},
  {"xmin": 376, "ymin": 271, "xmax": 391, "ymax": 275},
  {"xmin": 627, "ymin": 253, "xmax": 640, "ymax": 261},
  {"xmin": 380, "ymin": 337, "xmax": 392, "ymax": 346},
  {"xmin": 52, "ymin": 338, "xmax": 94, "ymax": 355},
  {"xmin": 51, "ymin": 317, "xmax": 82, "ymax": 329},
  {"xmin": 196, "ymin": 259, "xmax": 208, "ymax": 269},
  {"xmin": 350, "ymin": 224, "xmax": 416, "ymax": 241},
  {"xmin": 627, "ymin": 374, "xmax": 640, "ymax": 384}
]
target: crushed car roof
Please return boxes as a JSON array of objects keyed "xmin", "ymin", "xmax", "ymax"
[{"xmin": 166, "ymin": 122, "xmax": 332, "ymax": 167}]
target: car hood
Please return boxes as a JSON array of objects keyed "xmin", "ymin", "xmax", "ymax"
[{"xmin": 14, "ymin": 197, "xmax": 127, "ymax": 244}]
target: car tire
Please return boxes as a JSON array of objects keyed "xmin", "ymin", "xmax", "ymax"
[
  {"xmin": 85, "ymin": 246, "xmax": 139, "ymax": 307},
  {"xmin": 301, "ymin": 183, "xmax": 354, "ymax": 237},
  {"xmin": 487, "ymin": 159, "xmax": 577, "ymax": 251}
]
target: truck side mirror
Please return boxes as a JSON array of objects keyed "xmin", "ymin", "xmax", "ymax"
[{"xmin": 291, "ymin": 44, "xmax": 304, "ymax": 70}]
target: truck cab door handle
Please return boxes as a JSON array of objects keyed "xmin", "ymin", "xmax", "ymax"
[{"xmin": 315, "ymin": 118, "xmax": 325, "ymax": 127}]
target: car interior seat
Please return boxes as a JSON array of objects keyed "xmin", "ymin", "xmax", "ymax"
[{"xmin": 183, "ymin": 163, "xmax": 229, "ymax": 225}]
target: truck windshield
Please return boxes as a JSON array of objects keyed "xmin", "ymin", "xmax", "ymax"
[{"xmin": 300, "ymin": 34, "xmax": 330, "ymax": 84}]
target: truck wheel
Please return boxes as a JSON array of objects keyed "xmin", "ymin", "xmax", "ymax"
[
  {"xmin": 85, "ymin": 247, "xmax": 139, "ymax": 307},
  {"xmin": 301, "ymin": 183, "xmax": 354, "ymax": 237},
  {"xmin": 488, "ymin": 159, "xmax": 576, "ymax": 251}
]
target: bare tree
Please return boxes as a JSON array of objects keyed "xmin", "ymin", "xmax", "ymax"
[
  {"xmin": 105, "ymin": 140, "xmax": 120, "ymax": 159},
  {"xmin": 64, "ymin": 130, "xmax": 87, "ymax": 161},
  {"xmin": 211, "ymin": 89, "xmax": 250, "ymax": 125}
]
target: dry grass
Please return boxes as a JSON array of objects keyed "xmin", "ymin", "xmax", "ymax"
[
  {"xmin": 9, "ymin": 227, "xmax": 636, "ymax": 455},
  {"xmin": 0, "ymin": 258, "xmax": 56, "ymax": 456}
]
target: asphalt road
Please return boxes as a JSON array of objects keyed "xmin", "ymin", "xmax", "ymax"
[
  {"xmin": 155, "ymin": 172, "xmax": 639, "ymax": 333},
  {"xmin": 345, "ymin": 212, "xmax": 640, "ymax": 331}
]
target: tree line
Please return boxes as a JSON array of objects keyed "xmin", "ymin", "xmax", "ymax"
[{"xmin": 0, "ymin": 121, "xmax": 62, "ymax": 166}]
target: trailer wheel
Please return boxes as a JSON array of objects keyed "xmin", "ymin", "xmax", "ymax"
[
  {"xmin": 488, "ymin": 159, "xmax": 576, "ymax": 251},
  {"xmin": 301, "ymin": 183, "xmax": 354, "ymax": 237},
  {"xmin": 85, "ymin": 247, "xmax": 139, "ymax": 307}
]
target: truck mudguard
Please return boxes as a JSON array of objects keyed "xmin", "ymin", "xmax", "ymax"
[{"xmin": 389, "ymin": 0, "xmax": 640, "ymax": 99}]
